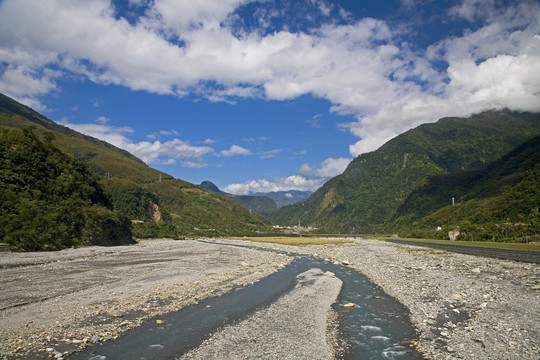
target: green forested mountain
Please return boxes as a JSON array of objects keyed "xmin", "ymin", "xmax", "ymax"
[
  {"xmin": 199, "ymin": 181, "xmax": 278, "ymax": 216},
  {"xmin": 389, "ymin": 136, "xmax": 540, "ymax": 241},
  {"xmin": 0, "ymin": 93, "xmax": 270, "ymax": 243},
  {"xmin": 0, "ymin": 127, "xmax": 132, "ymax": 250},
  {"xmin": 269, "ymin": 110, "xmax": 540, "ymax": 234}
]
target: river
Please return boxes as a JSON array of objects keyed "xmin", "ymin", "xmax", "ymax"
[{"xmin": 72, "ymin": 243, "xmax": 422, "ymax": 359}]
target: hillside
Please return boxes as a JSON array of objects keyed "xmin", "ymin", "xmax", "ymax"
[
  {"xmin": 199, "ymin": 181, "xmax": 278, "ymax": 216},
  {"xmin": 0, "ymin": 93, "xmax": 270, "ymax": 239},
  {"xmin": 0, "ymin": 126, "xmax": 132, "ymax": 250},
  {"xmin": 389, "ymin": 136, "xmax": 540, "ymax": 241},
  {"xmin": 269, "ymin": 110, "xmax": 540, "ymax": 234}
]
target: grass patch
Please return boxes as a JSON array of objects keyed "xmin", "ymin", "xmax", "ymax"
[
  {"xmin": 236, "ymin": 236, "xmax": 354, "ymax": 246},
  {"xmin": 388, "ymin": 237, "xmax": 540, "ymax": 251}
]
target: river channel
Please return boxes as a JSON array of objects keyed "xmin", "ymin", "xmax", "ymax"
[{"xmin": 72, "ymin": 242, "xmax": 422, "ymax": 360}]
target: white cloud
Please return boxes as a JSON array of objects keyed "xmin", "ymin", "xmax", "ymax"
[
  {"xmin": 224, "ymin": 175, "xmax": 324, "ymax": 195},
  {"xmin": 58, "ymin": 119, "xmax": 214, "ymax": 167},
  {"xmin": 159, "ymin": 129, "xmax": 180, "ymax": 136},
  {"xmin": 224, "ymin": 157, "xmax": 351, "ymax": 194},
  {"xmin": 221, "ymin": 144, "xmax": 252, "ymax": 157},
  {"xmin": 96, "ymin": 116, "xmax": 110, "ymax": 124},
  {"xmin": 0, "ymin": 0, "xmax": 538, "ymax": 160},
  {"xmin": 297, "ymin": 157, "xmax": 351, "ymax": 179},
  {"xmin": 259, "ymin": 149, "xmax": 282, "ymax": 159}
]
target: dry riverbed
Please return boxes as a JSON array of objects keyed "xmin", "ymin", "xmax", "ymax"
[
  {"xmin": 0, "ymin": 239, "xmax": 292, "ymax": 359},
  {"xmin": 255, "ymin": 238, "xmax": 540, "ymax": 360},
  {"xmin": 1, "ymin": 238, "xmax": 539, "ymax": 359}
]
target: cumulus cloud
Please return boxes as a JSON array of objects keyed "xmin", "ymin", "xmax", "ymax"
[
  {"xmin": 224, "ymin": 175, "xmax": 323, "ymax": 195},
  {"xmin": 59, "ymin": 119, "xmax": 214, "ymax": 167},
  {"xmin": 221, "ymin": 144, "xmax": 252, "ymax": 157},
  {"xmin": 224, "ymin": 157, "xmax": 351, "ymax": 194},
  {"xmin": 1, "ymin": 0, "xmax": 539, "ymax": 185},
  {"xmin": 297, "ymin": 157, "xmax": 352, "ymax": 179}
]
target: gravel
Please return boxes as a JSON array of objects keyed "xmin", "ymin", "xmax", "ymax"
[
  {"xmin": 0, "ymin": 239, "xmax": 292, "ymax": 359},
  {"xmin": 179, "ymin": 268, "xmax": 342, "ymax": 360},
  {"xmin": 1, "ymin": 238, "xmax": 538, "ymax": 360},
  {"xmin": 253, "ymin": 238, "xmax": 540, "ymax": 360}
]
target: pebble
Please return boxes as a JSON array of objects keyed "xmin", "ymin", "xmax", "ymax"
[{"xmin": 108, "ymin": 310, "xmax": 123, "ymax": 318}]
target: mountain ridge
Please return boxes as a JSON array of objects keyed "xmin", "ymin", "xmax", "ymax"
[
  {"xmin": 269, "ymin": 110, "xmax": 540, "ymax": 235},
  {"xmin": 199, "ymin": 181, "xmax": 278, "ymax": 216},
  {"xmin": 389, "ymin": 135, "xmax": 540, "ymax": 240}
]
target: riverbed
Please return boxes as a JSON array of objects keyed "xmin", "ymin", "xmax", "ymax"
[{"xmin": 1, "ymin": 238, "xmax": 538, "ymax": 359}]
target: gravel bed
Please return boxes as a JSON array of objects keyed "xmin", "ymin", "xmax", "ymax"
[
  {"xmin": 1, "ymin": 238, "xmax": 538, "ymax": 360},
  {"xmin": 179, "ymin": 268, "xmax": 342, "ymax": 360},
  {"xmin": 0, "ymin": 239, "xmax": 292, "ymax": 359},
  {"xmin": 253, "ymin": 238, "xmax": 540, "ymax": 360}
]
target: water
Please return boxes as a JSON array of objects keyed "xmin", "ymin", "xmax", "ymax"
[{"xmin": 72, "ymin": 245, "xmax": 422, "ymax": 360}]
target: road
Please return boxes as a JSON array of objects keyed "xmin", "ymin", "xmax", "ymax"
[{"xmin": 385, "ymin": 239, "xmax": 540, "ymax": 263}]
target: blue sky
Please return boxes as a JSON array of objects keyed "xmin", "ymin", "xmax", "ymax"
[{"xmin": 1, "ymin": 0, "xmax": 539, "ymax": 194}]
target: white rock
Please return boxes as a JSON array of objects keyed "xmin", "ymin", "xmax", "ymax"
[{"xmin": 477, "ymin": 302, "xmax": 488, "ymax": 310}]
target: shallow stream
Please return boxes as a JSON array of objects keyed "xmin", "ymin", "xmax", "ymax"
[{"xmin": 72, "ymin": 243, "xmax": 422, "ymax": 360}]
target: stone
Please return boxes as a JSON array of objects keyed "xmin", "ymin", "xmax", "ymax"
[
  {"xmin": 450, "ymin": 293, "xmax": 463, "ymax": 302},
  {"xmin": 341, "ymin": 260, "xmax": 350, "ymax": 265},
  {"xmin": 108, "ymin": 310, "xmax": 123, "ymax": 318}
]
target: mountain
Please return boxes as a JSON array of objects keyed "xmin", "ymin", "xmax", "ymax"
[
  {"xmin": 199, "ymin": 181, "xmax": 278, "ymax": 216},
  {"xmin": 0, "ymin": 93, "xmax": 270, "ymax": 239},
  {"xmin": 0, "ymin": 126, "xmax": 133, "ymax": 250},
  {"xmin": 269, "ymin": 110, "xmax": 540, "ymax": 234},
  {"xmin": 389, "ymin": 136, "xmax": 540, "ymax": 241},
  {"xmin": 253, "ymin": 190, "xmax": 312, "ymax": 207}
]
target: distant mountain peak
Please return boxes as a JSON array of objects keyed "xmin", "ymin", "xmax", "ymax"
[{"xmin": 199, "ymin": 181, "xmax": 222, "ymax": 194}]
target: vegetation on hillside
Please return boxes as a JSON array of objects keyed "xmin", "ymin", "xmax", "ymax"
[
  {"xmin": 391, "ymin": 136, "xmax": 540, "ymax": 242},
  {"xmin": 269, "ymin": 110, "xmax": 540, "ymax": 240},
  {"xmin": 0, "ymin": 93, "xmax": 271, "ymax": 243},
  {"xmin": 0, "ymin": 127, "xmax": 132, "ymax": 250}
]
